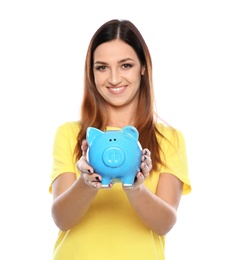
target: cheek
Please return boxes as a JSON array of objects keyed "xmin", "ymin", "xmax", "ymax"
[
  {"xmin": 94, "ymin": 77, "xmax": 104, "ymax": 95},
  {"xmin": 125, "ymin": 69, "xmax": 142, "ymax": 82},
  {"xmin": 94, "ymin": 73, "xmax": 105, "ymax": 88},
  {"xmin": 130, "ymin": 73, "xmax": 142, "ymax": 86}
]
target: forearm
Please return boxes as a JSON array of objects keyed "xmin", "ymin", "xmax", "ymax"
[
  {"xmin": 125, "ymin": 185, "xmax": 177, "ymax": 236},
  {"xmin": 52, "ymin": 177, "xmax": 98, "ymax": 231}
]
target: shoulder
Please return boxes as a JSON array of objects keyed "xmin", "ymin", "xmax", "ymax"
[
  {"xmin": 155, "ymin": 122, "xmax": 181, "ymax": 138},
  {"xmin": 53, "ymin": 121, "xmax": 81, "ymax": 146},
  {"xmin": 56, "ymin": 121, "xmax": 81, "ymax": 136},
  {"xmin": 155, "ymin": 123, "xmax": 186, "ymax": 149}
]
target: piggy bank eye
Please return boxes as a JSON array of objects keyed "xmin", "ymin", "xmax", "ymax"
[
  {"xmin": 109, "ymin": 138, "xmax": 117, "ymax": 142},
  {"xmin": 114, "ymin": 138, "xmax": 116, "ymax": 141}
]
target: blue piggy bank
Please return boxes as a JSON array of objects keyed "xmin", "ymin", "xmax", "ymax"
[{"xmin": 86, "ymin": 126, "xmax": 142, "ymax": 187}]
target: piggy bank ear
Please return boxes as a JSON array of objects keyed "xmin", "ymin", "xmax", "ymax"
[
  {"xmin": 86, "ymin": 127, "xmax": 103, "ymax": 145},
  {"xmin": 121, "ymin": 125, "xmax": 139, "ymax": 141}
]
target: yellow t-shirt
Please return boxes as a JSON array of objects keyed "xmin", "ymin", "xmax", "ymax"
[{"xmin": 49, "ymin": 122, "xmax": 191, "ymax": 260}]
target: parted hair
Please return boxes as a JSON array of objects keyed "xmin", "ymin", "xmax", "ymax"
[{"xmin": 75, "ymin": 19, "xmax": 167, "ymax": 172}]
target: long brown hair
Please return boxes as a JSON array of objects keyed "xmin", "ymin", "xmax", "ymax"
[{"xmin": 75, "ymin": 19, "xmax": 166, "ymax": 172}]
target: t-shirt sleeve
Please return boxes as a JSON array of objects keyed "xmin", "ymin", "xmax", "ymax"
[
  {"xmin": 49, "ymin": 123, "xmax": 77, "ymax": 193},
  {"xmin": 159, "ymin": 127, "xmax": 191, "ymax": 195}
]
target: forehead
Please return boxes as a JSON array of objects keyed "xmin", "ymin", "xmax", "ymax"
[{"xmin": 93, "ymin": 39, "xmax": 138, "ymax": 62}]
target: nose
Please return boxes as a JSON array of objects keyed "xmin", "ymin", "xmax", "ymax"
[{"xmin": 108, "ymin": 69, "xmax": 122, "ymax": 85}]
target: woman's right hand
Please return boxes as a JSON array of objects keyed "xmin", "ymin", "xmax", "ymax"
[{"xmin": 76, "ymin": 139, "xmax": 103, "ymax": 189}]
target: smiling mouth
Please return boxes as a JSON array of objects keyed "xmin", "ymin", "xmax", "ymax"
[{"xmin": 108, "ymin": 86, "xmax": 126, "ymax": 93}]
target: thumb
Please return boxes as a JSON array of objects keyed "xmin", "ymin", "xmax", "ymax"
[{"xmin": 81, "ymin": 139, "xmax": 88, "ymax": 156}]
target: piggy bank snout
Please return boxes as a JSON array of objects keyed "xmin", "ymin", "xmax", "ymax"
[{"xmin": 102, "ymin": 147, "xmax": 125, "ymax": 168}]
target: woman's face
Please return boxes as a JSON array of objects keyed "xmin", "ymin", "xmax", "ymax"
[{"xmin": 93, "ymin": 39, "xmax": 145, "ymax": 108}]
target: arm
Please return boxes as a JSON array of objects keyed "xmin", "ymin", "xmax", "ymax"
[
  {"xmin": 124, "ymin": 172, "xmax": 183, "ymax": 236},
  {"xmin": 51, "ymin": 140, "xmax": 102, "ymax": 231},
  {"xmin": 51, "ymin": 173, "xmax": 98, "ymax": 231}
]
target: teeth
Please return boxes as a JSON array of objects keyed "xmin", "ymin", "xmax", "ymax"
[{"xmin": 110, "ymin": 87, "xmax": 124, "ymax": 92}]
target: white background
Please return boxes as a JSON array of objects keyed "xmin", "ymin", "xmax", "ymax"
[{"xmin": 0, "ymin": 0, "xmax": 234, "ymax": 259}]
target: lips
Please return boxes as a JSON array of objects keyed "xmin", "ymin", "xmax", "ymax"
[{"xmin": 108, "ymin": 86, "xmax": 126, "ymax": 94}]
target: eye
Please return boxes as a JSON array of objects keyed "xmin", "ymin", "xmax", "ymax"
[
  {"xmin": 121, "ymin": 63, "xmax": 133, "ymax": 69},
  {"xmin": 95, "ymin": 65, "xmax": 108, "ymax": 71}
]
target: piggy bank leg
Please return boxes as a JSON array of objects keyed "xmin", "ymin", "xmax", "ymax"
[
  {"xmin": 101, "ymin": 177, "xmax": 112, "ymax": 188},
  {"xmin": 121, "ymin": 175, "xmax": 135, "ymax": 187}
]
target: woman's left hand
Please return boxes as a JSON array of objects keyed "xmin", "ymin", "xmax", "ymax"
[{"xmin": 123, "ymin": 148, "xmax": 152, "ymax": 191}]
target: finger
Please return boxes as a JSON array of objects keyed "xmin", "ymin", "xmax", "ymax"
[
  {"xmin": 81, "ymin": 139, "xmax": 88, "ymax": 156},
  {"xmin": 124, "ymin": 172, "xmax": 145, "ymax": 190},
  {"xmin": 83, "ymin": 173, "xmax": 90, "ymax": 182},
  {"xmin": 83, "ymin": 173, "xmax": 102, "ymax": 183},
  {"xmin": 140, "ymin": 162, "xmax": 150, "ymax": 178},
  {"xmin": 91, "ymin": 181, "xmax": 99, "ymax": 189},
  {"xmin": 85, "ymin": 179, "xmax": 101, "ymax": 189},
  {"xmin": 76, "ymin": 158, "xmax": 93, "ymax": 174},
  {"xmin": 142, "ymin": 155, "xmax": 152, "ymax": 171},
  {"xmin": 136, "ymin": 172, "xmax": 145, "ymax": 182},
  {"xmin": 143, "ymin": 148, "xmax": 151, "ymax": 157}
]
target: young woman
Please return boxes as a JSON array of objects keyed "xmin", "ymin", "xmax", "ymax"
[{"xmin": 49, "ymin": 19, "xmax": 191, "ymax": 260}]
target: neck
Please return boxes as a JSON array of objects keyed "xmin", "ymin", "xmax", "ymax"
[{"xmin": 106, "ymin": 105, "xmax": 137, "ymax": 128}]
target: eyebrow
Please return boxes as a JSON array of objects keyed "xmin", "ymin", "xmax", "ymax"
[{"xmin": 94, "ymin": 58, "xmax": 135, "ymax": 65}]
